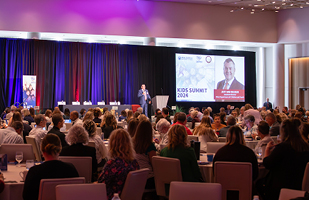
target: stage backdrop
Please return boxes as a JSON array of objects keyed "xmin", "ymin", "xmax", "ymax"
[{"xmin": 0, "ymin": 38, "xmax": 256, "ymax": 113}]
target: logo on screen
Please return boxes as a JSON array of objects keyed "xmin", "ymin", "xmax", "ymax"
[
  {"xmin": 178, "ymin": 56, "xmax": 193, "ymax": 61},
  {"xmin": 205, "ymin": 56, "xmax": 212, "ymax": 63},
  {"xmin": 196, "ymin": 56, "xmax": 202, "ymax": 60}
]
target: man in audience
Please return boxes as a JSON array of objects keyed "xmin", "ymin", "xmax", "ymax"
[
  {"xmin": 70, "ymin": 111, "xmax": 83, "ymax": 126},
  {"xmin": 263, "ymin": 98, "xmax": 272, "ymax": 110},
  {"xmin": 225, "ymin": 105, "xmax": 232, "ymax": 115},
  {"xmin": 1, "ymin": 107, "xmax": 10, "ymax": 120},
  {"xmin": 155, "ymin": 109, "xmax": 161, "ymax": 117},
  {"xmin": 47, "ymin": 114, "xmax": 68, "ymax": 147},
  {"xmin": 254, "ymin": 121, "xmax": 274, "ymax": 151},
  {"xmin": 282, "ymin": 106, "xmax": 289, "ymax": 115},
  {"xmin": 137, "ymin": 107, "xmax": 143, "ymax": 114},
  {"xmin": 265, "ymin": 113, "xmax": 280, "ymax": 136},
  {"xmin": 2, "ymin": 121, "xmax": 24, "ymax": 144},
  {"xmin": 171, "ymin": 112, "xmax": 192, "ymax": 135},
  {"xmin": 6, "ymin": 105, "xmax": 17, "ymax": 119},
  {"xmin": 137, "ymin": 84, "xmax": 151, "ymax": 117},
  {"xmin": 243, "ymin": 103, "xmax": 262, "ymax": 125},
  {"xmin": 162, "ymin": 107, "xmax": 171, "ymax": 124},
  {"xmin": 219, "ymin": 116, "xmax": 236, "ymax": 137},
  {"xmin": 29, "ymin": 114, "xmax": 47, "ymax": 150},
  {"xmin": 54, "ymin": 106, "xmax": 64, "ymax": 115}
]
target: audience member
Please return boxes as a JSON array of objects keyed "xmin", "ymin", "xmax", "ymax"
[
  {"xmin": 70, "ymin": 111, "xmax": 83, "ymax": 126},
  {"xmin": 155, "ymin": 119, "xmax": 170, "ymax": 151},
  {"xmin": 118, "ymin": 110, "xmax": 127, "ymax": 122},
  {"xmin": 101, "ymin": 113, "xmax": 122, "ymax": 139},
  {"xmin": 2, "ymin": 121, "xmax": 24, "ymax": 144},
  {"xmin": 127, "ymin": 118, "xmax": 139, "ymax": 138},
  {"xmin": 219, "ymin": 116, "xmax": 236, "ymax": 137},
  {"xmin": 243, "ymin": 115, "xmax": 258, "ymax": 138},
  {"xmin": 258, "ymin": 118, "xmax": 309, "ymax": 200},
  {"xmin": 171, "ymin": 112, "xmax": 192, "ymax": 135},
  {"xmin": 263, "ymin": 98, "xmax": 272, "ymax": 110},
  {"xmin": 47, "ymin": 113, "xmax": 68, "ymax": 148},
  {"xmin": 29, "ymin": 114, "xmax": 47, "ymax": 150},
  {"xmin": 244, "ymin": 104, "xmax": 262, "ymax": 125},
  {"xmin": 161, "ymin": 125, "xmax": 203, "ymax": 182},
  {"xmin": 23, "ymin": 134, "xmax": 78, "ymax": 200},
  {"xmin": 203, "ymin": 109, "xmax": 213, "ymax": 123},
  {"xmin": 63, "ymin": 108, "xmax": 70, "ymax": 119},
  {"xmin": 29, "ymin": 107, "xmax": 35, "ymax": 119},
  {"xmin": 93, "ymin": 108, "xmax": 102, "ymax": 125},
  {"xmin": 60, "ymin": 125, "xmax": 97, "ymax": 181},
  {"xmin": 219, "ymin": 112, "xmax": 227, "ymax": 125},
  {"xmin": 162, "ymin": 107, "xmax": 171, "ymax": 124},
  {"xmin": 195, "ymin": 107, "xmax": 203, "ymax": 121},
  {"xmin": 22, "ymin": 109, "xmax": 34, "ymax": 125},
  {"xmin": 79, "ymin": 108, "xmax": 86, "ymax": 119},
  {"xmin": 254, "ymin": 121, "xmax": 273, "ymax": 153},
  {"xmin": 193, "ymin": 117, "xmax": 218, "ymax": 152},
  {"xmin": 126, "ymin": 110, "xmax": 133, "ymax": 123},
  {"xmin": 83, "ymin": 111, "xmax": 94, "ymax": 122},
  {"xmin": 98, "ymin": 129, "xmax": 139, "ymax": 200},
  {"xmin": 300, "ymin": 122, "xmax": 309, "ymax": 143},
  {"xmin": 211, "ymin": 114, "xmax": 226, "ymax": 135},
  {"xmin": 238, "ymin": 106, "xmax": 245, "ymax": 122},
  {"xmin": 265, "ymin": 113, "xmax": 280, "ymax": 136},
  {"xmin": 225, "ymin": 105, "xmax": 232, "ymax": 115}
]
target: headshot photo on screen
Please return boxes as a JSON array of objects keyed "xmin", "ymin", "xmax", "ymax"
[{"xmin": 216, "ymin": 57, "xmax": 244, "ymax": 90}]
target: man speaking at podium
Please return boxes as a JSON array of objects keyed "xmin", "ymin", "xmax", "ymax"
[{"xmin": 138, "ymin": 84, "xmax": 151, "ymax": 117}]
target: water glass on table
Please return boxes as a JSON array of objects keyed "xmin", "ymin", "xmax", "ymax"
[
  {"xmin": 256, "ymin": 147, "xmax": 262, "ymax": 159},
  {"xmin": 15, "ymin": 151, "xmax": 23, "ymax": 167}
]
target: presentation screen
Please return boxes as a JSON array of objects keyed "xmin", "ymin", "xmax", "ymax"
[{"xmin": 176, "ymin": 53, "xmax": 245, "ymax": 102}]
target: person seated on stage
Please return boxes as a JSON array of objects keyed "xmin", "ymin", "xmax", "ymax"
[
  {"xmin": 83, "ymin": 120, "xmax": 108, "ymax": 167},
  {"xmin": 70, "ymin": 111, "xmax": 83, "ymax": 126},
  {"xmin": 63, "ymin": 108, "xmax": 70, "ymax": 119},
  {"xmin": 23, "ymin": 134, "xmax": 79, "ymax": 200},
  {"xmin": 93, "ymin": 108, "xmax": 102, "ymax": 126},
  {"xmin": 118, "ymin": 110, "xmax": 127, "ymax": 122},
  {"xmin": 257, "ymin": 118, "xmax": 309, "ymax": 200},
  {"xmin": 243, "ymin": 115, "xmax": 258, "ymax": 138},
  {"xmin": 203, "ymin": 109, "xmax": 213, "ymax": 123},
  {"xmin": 213, "ymin": 125, "xmax": 259, "ymax": 181},
  {"xmin": 22, "ymin": 108, "xmax": 34, "ymax": 125},
  {"xmin": 29, "ymin": 114, "xmax": 47, "ymax": 151},
  {"xmin": 193, "ymin": 116, "xmax": 218, "ymax": 152},
  {"xmin": 172, "ymin": 112, "xmax": 192, "ymax": 135},
  {"xmin": 2, "ymin": 121, "xmax": 24, "ymax": 144},
  {"xmin": 98, "ymin": 129, "xmax": 139, "ymax": 200},
  {"xmin": 190, "ymin": 110, "xmax": 200, "ymax": 129},
  {"xmin": 47, "ymin": 113, "xmax": 68, "ymax": 148},
  {"xmin": 133, "ymin": 120, "xmax": 157, "ymax": 189},
  {"xmin": 211, "ymin": 114, "xmax": 226, "ymax": 135},
  {"xmin": 60, "ymin": 125, "xmax": 97, "ymax": 181},
  {"xmin": 219, "ymin": 112, "xmax": 227, "ymax": 126},
  {"xmin": 100, "ymin": 113, "xmax": 122, "ymax": 139},
  {"xmin": 161, "ymin": 125, "xmax": 203, "ymax": 182},
  {"xmin": 219, "ymin": 116, "xmax": 236, "ymax": 137},
  {"xmin": 265, "ymin": 113, "xmax": 280, "ymax": 136}
]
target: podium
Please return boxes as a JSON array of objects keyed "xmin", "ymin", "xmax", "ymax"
[{"xmin": 152, "ymin": 95, "xmax": 169, "ymax": 111}]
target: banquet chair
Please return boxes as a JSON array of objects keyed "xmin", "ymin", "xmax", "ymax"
[
  {"xmin": 38, "ymin": 177, "xmax": 85, "ymax": 200},
  {"xmin": 214, "ymin": 161, "xmax": 252, "ymax": 200},
  {"xmin": 152, "ymin": 156, "xmax": 182, "ymax": 198},
  {"xmin": 169, "ymin": 181, "xmax": 222, "ymax": 200},
  {"xmin": 278, "ymin": 188, "xmax": 306, "ymax": 200},
  {"xmin": 87, "ymin": 141, "xmax": 95, "ymax": 148},
  {"xmin": 187, "ymin": 135, "xmax": 198, "ymax": 142},
  {"xmin": 26, "ymin": 136, "xmax": 42, "ymax": 161},
  {"xmin": 56, "ymin": 183, "xmax": 107, "ymax": 200},
  {"xmin": 121, "ymin": 168, "xmax": 149, "ymax": 200},
  {"xmin": 207, "ymin": 142, "xmax": 226, "ymax": 153},
  {"xmin": 302, "ymin": 162, "xmax": 309, "ymax": 191},
  {"xmin": 218, "ymin": 137, "xmax": 226, "ymax": 142},
  {"xmin": 58, "ymin": 156, "xmax": 92, "ymax": 183},
  {"xmin": 0, "ymin": 144, "xmax": 35, "ymax": 162}
]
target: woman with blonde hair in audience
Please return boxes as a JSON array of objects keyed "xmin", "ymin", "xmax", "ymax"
[
  {"xmin": 22, "ymin": 108, "xmax": 34, "ymax": 125},
  {"xmin": 126, "ymin": 110, "xmax": 133, "ymax": 123},
  {"xmin": 83, "ymin": 111, "xmax": 94, "ymax": 122},
  {"xmin": 133, "ymin": 120, "xmax": 156, "ymax": 189},
  {"xmin": 199, "ymin": 116, "xmax": 212, "ymax": 128},
  {"xmin": 160, "ymin": 125, "xmax": 203, "ymax": 182},
  {"xmin": 83, "ymin": 120, "xmax": 108, "ymax": 167},
  {"xmin": 23, "ymin": 134, "xmax": 78, "ymax": 200},
  {"xmin": 100, "ymin": 113, "xmax": 121, "ymax": 139},
  {"xmin": 138, "ymin": 114, "xmax": 148, "ymax": 122},
  {"xmin": 193, "ymin": 123, "xmax": 218, "ymax": 152},
  {"xmin": 98, "ymin": 129, "xmax": 139, "ymax": 200},
  {"xmin": 154, "ymin": 119, "xmax": 170, "ymax": 151},
  {"xmin": 45, "ymin": 109, "xmax": 52, "ymax": 123}
]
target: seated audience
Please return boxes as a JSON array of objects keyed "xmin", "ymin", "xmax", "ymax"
[
  {"xmin": 203, "ymin": 109, "xmax": 213, "ymax": 123},
  {"xmin": 173, "ymin": 112, "xmax": 179, "ymax": 124},
  {"xmin": 219, "ymin": 116, "xmax": 236, "ymax": 137},
  {"xmin": 45, "ymin": 109, "xmax": 52, "ymax": 123},
  {"xmin": 101, "ymin": 114, "xmax": 122, "ymax": 139},
  {"xmin": 63, "ymin": 108, "xmax": 70, "ymax": 119},
  {"xmin": 265, "ymin": 113, "xmax": 280, "ymax": 136},
  {"xmin": 60, "ymin": 125, "xmax": 97, "ymax": 181},
  {"xmin": 225, "ymin": 105, "xmax": 232, "ymax": 115},
  {"xmin": 138, "ymin": 114, "xmax": 148, "ymax": 122},
  {"xmin": 126, "ymin": 110, "xmax": 133, "ymax": 123},
  {"xmin": 79, "ymin": 108, "xmax": 86, "ymax": 119},
  {"xmin": 93, "ymin": 108, "xmax": 102, "ymax": 125},
  {"xmin": 238, "ymin": 106, "xmax": 245, "ymax": 122},
  {"xmin": 154, "ymin": 119, "xmax": 170, "ymax": 151},
  {"xmin": 137, "ymin": 107, "xmax": 143, "ymax": 114},
  {"xmin": 9, "ymin": 111, "xmax": 32, "ymax": 143},
  {"xmin": 258, "ymin": 118, "xmax": 309, "ymax": 200},
  {"xmin": 1, "ymin": 107, "xmax": 10, "ymax": 120},
  {"xmin": 193, "ymin": 117, "xmax": 218, "ymax": 152},
  {"xmin": 2, "ymin": 121, "xmax": 24, "ymax": 144},
  {"xmin": 219, "ymin": 112, "xmax": 227, "ymax": 125},
  {"xmin": 29, "ymin": 114, "xmax": 47, "ymax": 150},
  {"xmin": 254, "ymin": 121, "xmax": 273, "ymax": 153},
  {"xmin": 29, "ymin": 107, "xmax": 35, "ymax": 119},
  {"xmin": 172, "ymin": 112, "xmax": 192, "ymax": 135},
  {"xmin": 190, "ymin": 110, "xmax": 200, "ymax": 129},
  {"xmin": 211, "ymin": 114, "xmax": 226, "ymax": 135},
  {"xmin": 83, "ymin": 111, "xmax": 94, "ymax": 122},
  {"xmin": 22, "ymin": 108, "xmax": 34, "ymax": 125},
  {"xmin": 84, "ymin": 120, "xmax": 108, "ymax": 167},
  {"xmin": 70, "ymin": 111, "xmax": 83, "ymax": 126},
  {"xmin": 98, "ymin": 129, "xmax": 139, "ymax": 199},
  {"xmin": 243, "ymin": 115, "xmax": 258, "ymax": 138},
  {"xmin": 133, "ymin": 120, "xmax": 156, "ymax": 189},
  {"xmin": 23, "ymin": 134, "xmax": 79, "ymax": 200},
  {"xmin": 47, "ymin": 113, "xmax": 68, "ymax": 147},
  {"xmin": 133, "ymin": 111, "xmax": 141, "ymax": 119},
  {"xmin": 118, "ymin": 110, "xmax": 127, "ymax": 122},
  {"xmin": 162, "ymin": 107, "xmax": 171, "ymax": 124},
  {"xmin": 243, "ymin": 104, "xmax": 262, "ymax": 125},
  {"xmin": 300, "ymin": 122, "xmax": 309, "ymax": 143},
  {"xmin": 161, "ymin": 125, "xmax": 203, "ymax": 182},
  {"xmin": 127, "ymin": 118, "xmax": 139, "ymax": 138},
  {"xmin": 213, "ymin": 126, "xmax": 258, "ymax": 180}
]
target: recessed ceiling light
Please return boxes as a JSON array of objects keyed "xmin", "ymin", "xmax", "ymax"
[{"xmin": 272, "ymin": 1, "xmax": 276, "ymax": 4}]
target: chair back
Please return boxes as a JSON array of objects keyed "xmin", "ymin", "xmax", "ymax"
[
  {"xmin": 218, "ymin": 137, "xmax": 226, "ymax": 142},
  {"xmin": 38, "ymin": 177, "xmax": 85, "ymax": 200},
  {"xmin": 188, "ymin": 135, "xmax": 198, "ymax": 142},
  {"xmin": 279, "ymin": 188, "xmax": 306, "ymax": 200},
  {"xmin": 152, "ymin": 156, "xmax": 182, "ymax": 198},
  {"xmin": 26, "ymin": 136, "xmax": 42, "ymax": 161},
  {"xmin": 302, "ymin": 162, "xmax": 309, "ymax": 191},
  {"xmin": 121, "ymin": 168, "xmax": 149, "ymax": 200},
  {"xmin": 169, "ymin": 181, "xmax": 222, "ymax": 200},
  {"xmin": 0, "ymin": 144, "xmax": 35, "ymax": 161},
  {"xmin": 207, "ymin": 142, "xmax": 226, "ymax": 153},
  {"xmin": 87, "ymin": 141, "xmax": 96, "ymax": 148},
  {"xmin": 65, "ymin": 123, "xmax": 72, "ymax": 130},
  {"xmin": 214, "ymin": 161, "xmax": 252, "ymax": 200},
  {"xmin": 58, "ymin": 156, "xmax": 92, "ymax": 183},
  {"xmin": 56, "ymin": 183, "xmax": 107, "ymax": 200}
]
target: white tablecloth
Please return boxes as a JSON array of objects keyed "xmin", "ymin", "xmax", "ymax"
[{"xmin": 0, "ymin": 164, "xmax": 26, "ymax": 200}]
